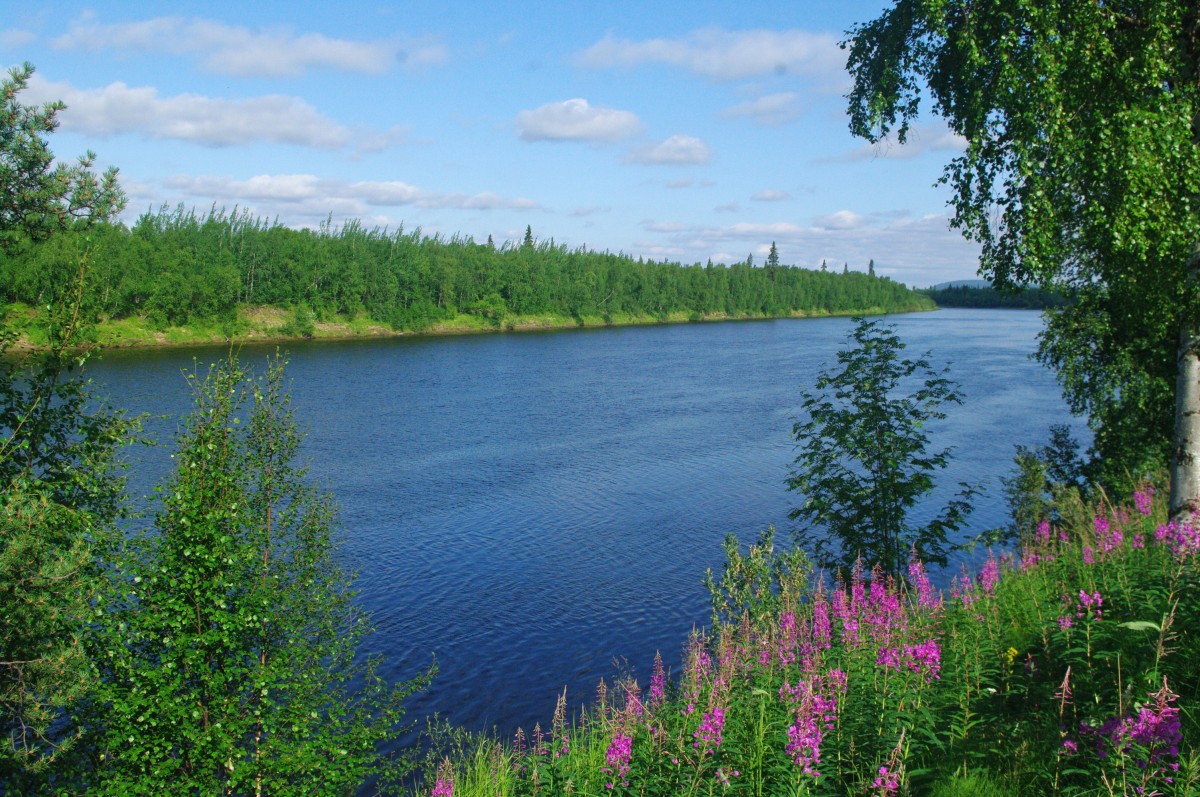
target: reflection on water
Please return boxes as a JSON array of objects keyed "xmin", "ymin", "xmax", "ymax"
[{"xmin": 87, "ymin": 308, "xmax": 1083, "ymax": 738}]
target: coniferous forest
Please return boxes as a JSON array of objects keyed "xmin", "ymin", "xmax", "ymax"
[{"xmin": 0, "ymin": 207, "xmax": 931, "ymax": 345}]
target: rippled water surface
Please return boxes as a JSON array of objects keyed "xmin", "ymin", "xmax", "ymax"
[{"xmin": 87, "ymin": 308, "xmax": 1083, "ymax": 738}]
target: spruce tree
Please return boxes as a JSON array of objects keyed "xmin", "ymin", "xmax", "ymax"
[{"xmin": 89, "ymin": 357, "xmax": 432, "ymax": 795}]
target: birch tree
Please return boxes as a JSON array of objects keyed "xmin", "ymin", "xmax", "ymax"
[{"xmin": 844, "ymin": 1, "xmax": 1200, "ymax": 515}]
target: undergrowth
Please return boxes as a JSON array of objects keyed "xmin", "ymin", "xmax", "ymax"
[{"xmin": 413, "ymin": 485, "xmax": 1200, "ymax": 795}]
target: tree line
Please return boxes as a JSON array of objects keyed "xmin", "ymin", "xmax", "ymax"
[
  {"xmin": 0, "ymin": 205, "xmax": 931, "ymax": 333},
  {"xmin": 922, "ymin": 284, "xmax": 1072, "ymax": 310}
]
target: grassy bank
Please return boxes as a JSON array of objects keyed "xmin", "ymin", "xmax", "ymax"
[
  {"xmin": 4, "ymin": 302, "xmax": 916, "ymax": 352},
  {"xmin": 412, "ymin": 486, "xmax": 1199, "ymax": 796}
]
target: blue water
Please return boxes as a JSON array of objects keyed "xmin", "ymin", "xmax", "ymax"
[{"xmin": 86, "ymin": 308, "xmax": 1084, "ymax": 739}]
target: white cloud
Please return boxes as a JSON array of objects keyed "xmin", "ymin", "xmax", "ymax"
[
  {"xmin": 576, "ymin": 27, "xmax": 842, "ymax": 81},
  {"xmin": 515, "ymin": 98, "xmax": 643, "ymax": 142},
  {"xmin": 824, "ymin": 123, "xmax": 968, "ymax": 162},
  {"xmin": 625, "ymin": 134, "xmax": 712, "ymax": 165},
  {"xmin": 814, "ymin": 210, "xmax": 865, "ymax": 230},
  {"xmin": 666, "ymin": 177, "xmax": 694, "ymax": 189},
  {"xmin": 161, "ymin": 174, "xmax": 539, "ymax": 221},
  {"xmin": 634, "ymin": 211, "xmax": 981, "ymax": 286},
  {"xmin": 720, "ymin": 92, "xmax": 803, "ymax": 126},
  {"xmin": 715, "ymin": 201, "xmax": 740, "ymax": 213},
  {"xmin": 752, "ymin": 189, "xmax": 791, "ymax": 202},
  {"xmin": 27, "ymin": 75, "xmax": 358, "ymax": 149},
  {"xmin": 51, "ymin": 14, "xmax": 445, "ymax": 77},
  {"xmin": 1, "ymin": 29, "xmax": 36, "ymax": 48}
]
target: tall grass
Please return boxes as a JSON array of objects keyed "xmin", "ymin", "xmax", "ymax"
[{"xmin": 414, "ymin": 486, "xmax": 1200, "ymax": 795}]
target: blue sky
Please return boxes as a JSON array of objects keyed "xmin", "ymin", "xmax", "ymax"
[{"xmin": 3, "ymin": 1, "xmax": 984, "ymax": 287}]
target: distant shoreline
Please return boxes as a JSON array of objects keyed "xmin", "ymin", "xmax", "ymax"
[{"xmin": 7, "ymin": 303, "xmax": 936, "ymax": 355}]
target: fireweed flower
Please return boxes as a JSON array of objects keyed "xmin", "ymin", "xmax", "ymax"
[
  {"xmin": 603, "ymin": 731, "xmax": 633, "ymax": 788},
  {"xmin": 907, "ymin": 554, "xmax": 939, "ymax": 609},
  {"xmin": 1077, "ymin": 590, "xmax": 1103, "ymax": 620},
  {"xmin": 980, "ymin": 555, "xmax": 1000, "ymax": 594},
  {"xmin": 648, "ymin": 652, "xmax": 666, "ymax": 709},
  {"xmin": 1134, "ymin": 487, "xmax": 1154, "ymax": 517},
  {"xmin": 812, "ymin": 588, "xmax": 832, "ymax": 650},
  {"xmin": 694, "ymin": 706, "xmax": 726, "ymax": 754},
  {"xmin": 1058, "ymin": 615, "xmax": 1074, "ymax": 631},
  {"xmin": 778, "ymin": 612, "xmax": 799, "ymax": 667},
  {"xmin": 1081, "ymin": 681, "xmax": 1182, "ymax": 781},
  {"xmin": 1037, "ymin": 519, "xmax": 1053, "ymax": 542},
  {"xmin": 1095, "ymin": 513, "xmax": 1124, "ymax": 554},
  {"xmin": 872, "ymin": 765, "xmax": 901, "ymax": 796},
  {"xmin": 780, "ymin": 677, "xmax": 839, "ymax": 778},
  {"xmin": 431, "ymin": 758, "xmax": 454, "ymax": 797}
]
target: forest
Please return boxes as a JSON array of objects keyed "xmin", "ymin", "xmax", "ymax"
[{"xmin": 0, "ymin": 207, "xmax": 931, "ymax": 342}]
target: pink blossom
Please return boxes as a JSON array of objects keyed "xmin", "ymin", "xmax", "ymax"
[
  {"xmin": 1134, "ymin": 488, "xmax": 1154, "ymax": 517},
  {"xmin": 980, "ymin": 555, "xmax": 1000, "ymax": 594},
  {"xmin": 603, "ymin": 732, "xmax": 632, "ymax": 788}
]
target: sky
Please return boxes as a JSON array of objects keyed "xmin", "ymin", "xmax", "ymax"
[{"xmin": 3, "ymin": 1, "xmax": 986, "ymax": 288}]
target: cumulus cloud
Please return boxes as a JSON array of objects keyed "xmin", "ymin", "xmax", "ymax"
[
  {"xmin": 576, "ymin": 27, "xmax": 842, "ymax": 81},
  {"xmin": 24, "ymin": 75, "xmax": 413, "ymax": 151},
  {"xmin": 633, "ymin": 211, "xmax": 981, "ymax": 286},
  {"xmin": 515, "ymin": 98, "xmax": 643, "ymax": 142},
  {"xmin": 752, "ymin": 189, "xmax": 790, "ymax": 202},
  {"xmin": 625, "ymin": 134, "xmax": 712, "ymax": 165},
  {"xmin": 823, "ymin": 122, "xmax": 967, "ymax": 163},
  {"xmin": 720, "ymin": 92, "xmax": 803, "ymax": 126},
  {"xmin": 814, "ymin": 210, "xmax": 865, "ymax": 230},
  {"xmin": 163, "ymin": 173, "xmax": 539, "ymax": 219},
  {"xmin": 51, "ymin": 14, "xmax": 444, "ymax": 77}
]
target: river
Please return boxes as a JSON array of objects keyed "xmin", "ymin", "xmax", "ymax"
[{"xmin": 85, "ymin": 307, "xmax": 1084, "ymax": 741}]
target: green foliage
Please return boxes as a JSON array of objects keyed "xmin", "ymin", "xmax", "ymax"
[
  {"xmin": 0, "ymin": 64, "xmax": 130, "ymax": 789},
  {"xmin": 843, "ymin": 0, "xmax": 1200, "ymax": 493},
  {"xmin": 787, "ymin": 318, "xmax": 977, "ymax": 575},
  {"xmin": 0, "ymin": 62, "xmax": 125, "ymax": 253},
  {"xmin": 418, "ymin": 485, "xmax": 1200, "ymax": 797},
  {"xmin": 0, "ymin": 206, "xmax": 934, "ymax": 340},
  {"xmin": 923, "ymin": 285, "xmax": 1072, "ymax": 310},
  {"xmin": 87, "ymin": 356, "xmax": 432, "ymax": 795},
  {"xmin": 703, "ymin": 527, "xmax": 811, "ymax": 629},
  {"xmin": 989, "ymin": 424, "xmax": 1092, "ymax": 546}
]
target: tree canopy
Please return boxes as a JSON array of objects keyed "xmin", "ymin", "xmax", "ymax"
[
  {"xmin": 0, "ymin": 62, "xmax": 124, "ymax": 252},
  {"xmin": 845, "ymin": 0, "xmax": 1200, "ymax": 507}
]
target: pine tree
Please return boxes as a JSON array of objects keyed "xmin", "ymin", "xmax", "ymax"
[
  {"xmin": 89, "ymin": 357, "xmax": 432, "ymax": 795},
  {"xmin": 0, "ymin": 61, "xmax": 129, "ymax": 789},
  {"xmin": 868, "ymin": 259, "xmax": 876, "ymax": 277},
  {"xmin": 522, "ymin": 225, "xmax": 534, "ymax": 248},
  {"xmin": 766, "ymin": 242, "xmax": 780, "ymax": 268}
]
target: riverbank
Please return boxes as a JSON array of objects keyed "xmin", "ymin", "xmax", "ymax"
[{"xmin": 5, "ymin": 301, "xmax": 933, "ymax": 352}]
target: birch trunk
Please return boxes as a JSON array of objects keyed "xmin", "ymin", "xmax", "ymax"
[{"xmin": 1171, "ymin": 250, "xmax": 1200, "ymax": 522}]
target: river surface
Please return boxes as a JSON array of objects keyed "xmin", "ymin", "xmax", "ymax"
[{"xmin": 86, "ymin": 308, "xmax": 1085, "ymax": 740}]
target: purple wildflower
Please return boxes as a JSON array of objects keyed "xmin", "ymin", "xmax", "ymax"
[
  {"xmin": 1058, "ymin": 615, "xmax": 1074, "ymax": 631},
  {"xmin": 1077, "ymin": 590, "xmax": 1103, "ymax": 620},
  {"xmin": 694, "ymin": 706, "xmax": 726, "ymax": 754},
  {"xmin": 603, "ymin": 731, "xmax": 632, "ymax": 788},
  {"xmin": 980, "ymin": 555, "xmax": 1000, "ymax": 594},
  {"xmin": 431, "ymin": 759, "xmax": 454, "ymax": 797},
  {"xmin": 872, "ymin": 765, "xmax": 901, "ymax": 796},
  {"xmin": 907, "ymin": 553, "xmax": 939, "ymax": 609},
  {"xmin": 1134, "ymin": 488, "xmax": 1154, "ymax": 517},
  {"xmin": 812, "ymin": 589, "xmax": 832, "ymax": 650},
  {"xmin": 1037, "ymin": 519, "xmax": 1052, "ymax": 542},
  {"xmin": 649, "ymin": 651, "xmax": 666, "ymax": 708}
]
